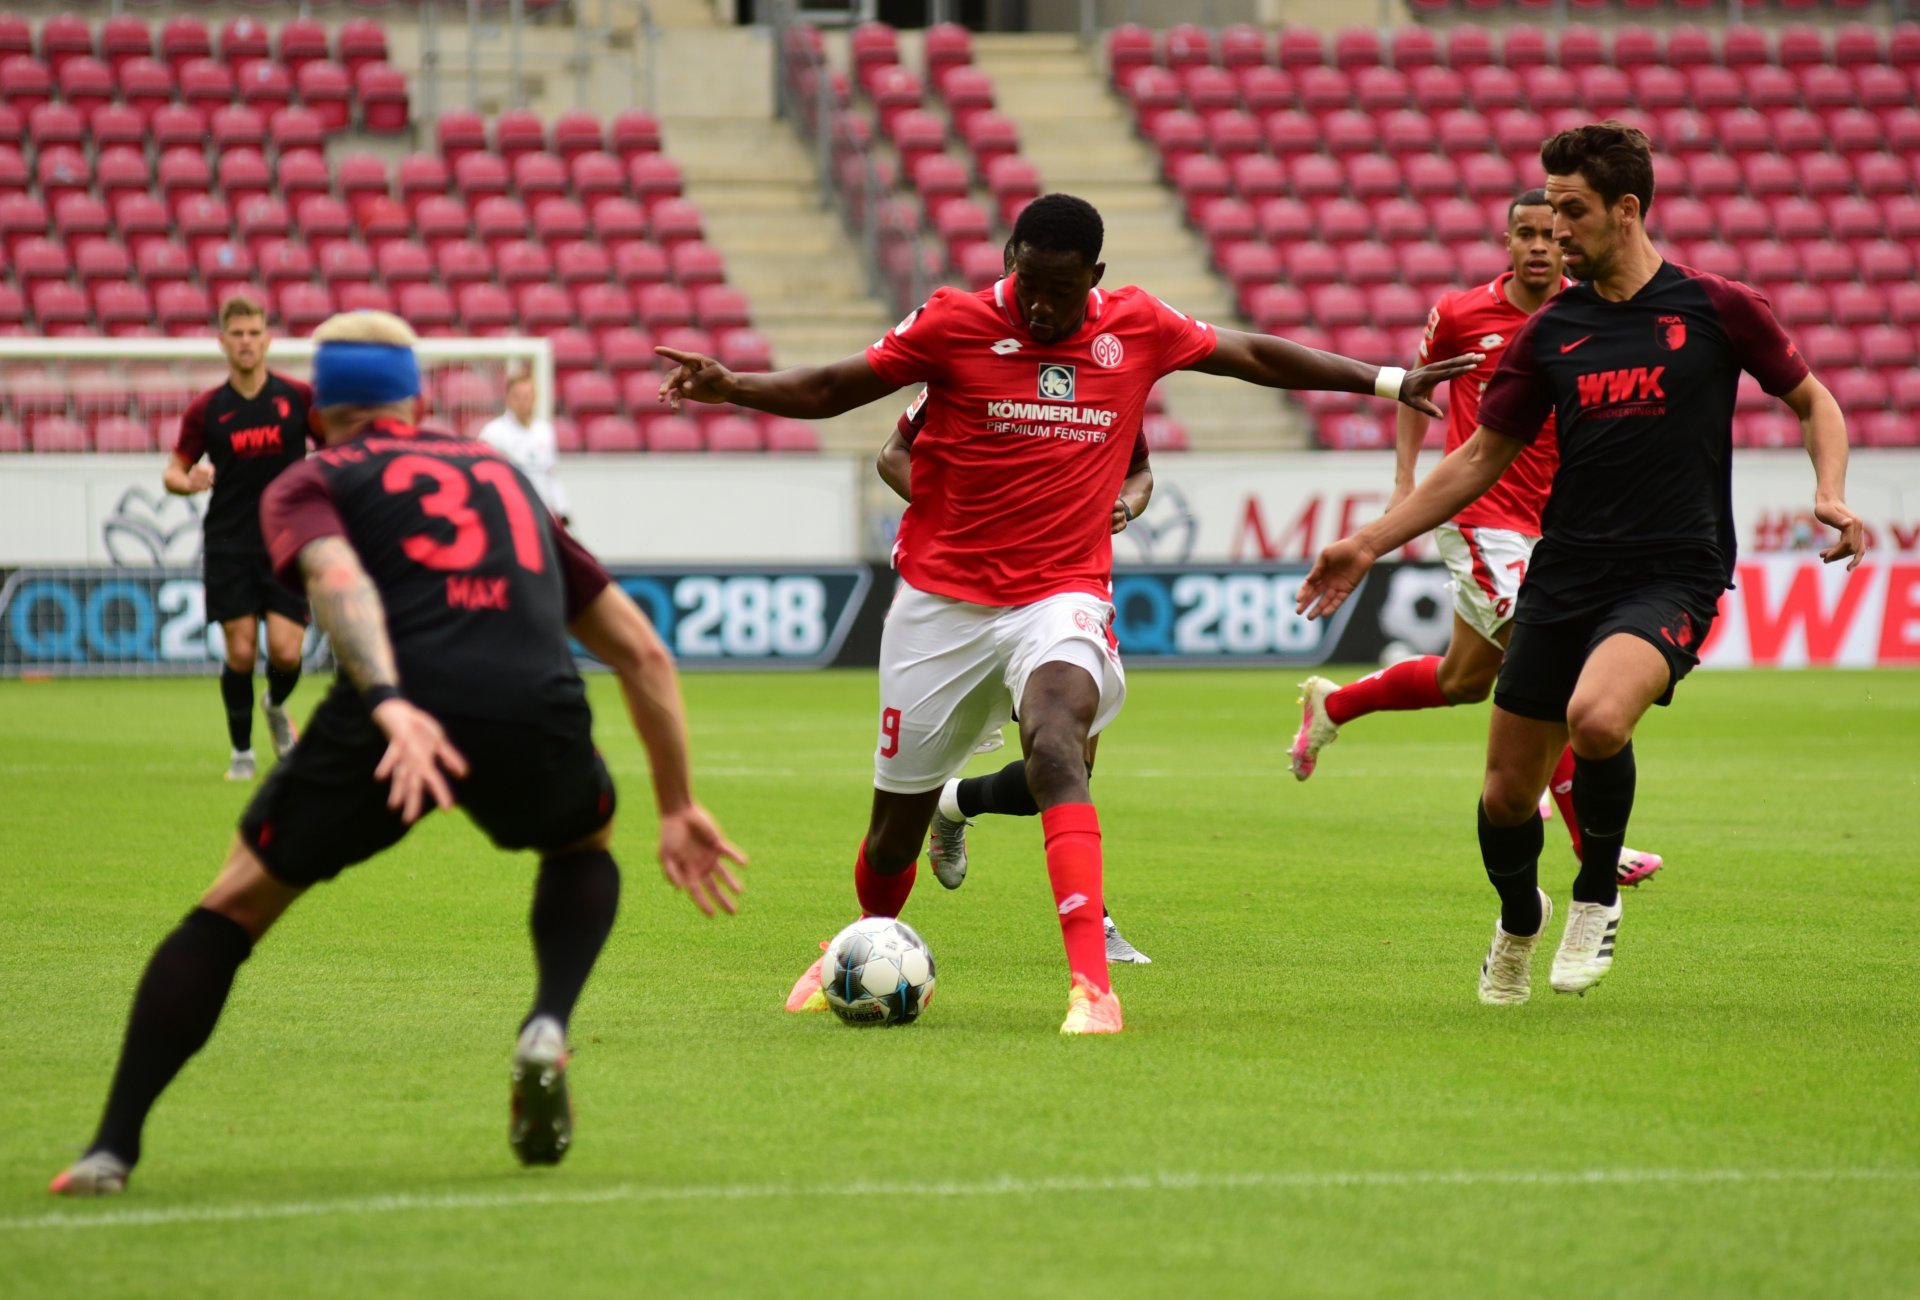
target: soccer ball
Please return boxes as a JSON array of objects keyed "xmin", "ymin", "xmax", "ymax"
[{"xmin": 821, "ymin": 917, "xmax": 936, "ymax": 1026}]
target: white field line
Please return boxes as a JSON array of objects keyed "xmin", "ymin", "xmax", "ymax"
[{"xmin": 8, "ymin": 1167, "xmax": 1919, "ymax": 1234}]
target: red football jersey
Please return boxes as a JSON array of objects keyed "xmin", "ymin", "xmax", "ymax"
[
  {"xmin": 1418, "ymin": 272, "xmax": 1563, "ymax": 534},
  {"xmin": 866, "ymin": 279, "xmax": 1215, "ymax": 606}
]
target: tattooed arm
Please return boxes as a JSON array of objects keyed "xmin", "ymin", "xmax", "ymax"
[
  {"xmin": 295, "ymin": 535, "xmax": 468, "ymax": 821},
  {"xmin": 296, "ymin": 536, "xmax": 398, "ymax": 695}
]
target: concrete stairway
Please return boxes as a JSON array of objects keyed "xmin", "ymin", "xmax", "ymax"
[{"xmin": 970, "ymin": 33, "xmax": 1309, "ymax": 450}]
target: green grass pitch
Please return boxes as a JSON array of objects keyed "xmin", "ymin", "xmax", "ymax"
[{"xmin": 2, "ymin": 668, "xmax": 1916, "ymax": 1298}]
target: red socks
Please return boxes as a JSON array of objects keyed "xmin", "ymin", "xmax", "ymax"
[
  {"xmin": 1041, "ymin": 803, "xmax": 1110, "ymax": 994},
  {"xmin": 1550, "ymin": 745, "xmax": 1581, "ymax": 857},
  {"xmin": 1326, "ymin": 655, "xmax": 1449, "ymax": 725},
  {"xmin": 854, "ymin": 840, "xmax": 916, "ymax": 918}
]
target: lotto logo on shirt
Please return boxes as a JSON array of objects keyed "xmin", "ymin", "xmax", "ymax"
[{"xmin": 1038, "ymin": 364, "xmax": 1076, "ymax": 401}]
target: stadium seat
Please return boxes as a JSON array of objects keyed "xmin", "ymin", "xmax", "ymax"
[
  {"xmin": 762, "ymin": 418, "xmax": 821, "ymax": 454},
  {"xmin": 642, "ymin": 415, "xmax": 701, "ymax": 453},
  {"xmin": 1275, "ymin": 28, "xmax": 1325, "ymax": 71},
  {"xmin": 74, "ymin": 237, "xmax": 132, "ymax": 289},
  {"xmin": 609, "ymin": 109, "xmax": 662, "ymax": 160},
  {"xmin": 1106, "ymin": 25, "xmax": 1155, "ymax": 90}
]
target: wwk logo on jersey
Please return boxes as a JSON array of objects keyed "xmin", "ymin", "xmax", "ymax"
[
  {"xmin": 1576, "ymin": 366, "xmax": 1666, "ymax": 409},
  {"xmin": 1657, "ymin": 315, "xmax": 1688, "ymax": 351},
  {"xmin": 1038, "ymin": 363, "xmax": 1076, "ymax": 402}
]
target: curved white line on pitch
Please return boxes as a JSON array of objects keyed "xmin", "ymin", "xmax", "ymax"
[{"xmin": 8, "ymin": 1167, "xmax": 1920, "ymax": 1234}]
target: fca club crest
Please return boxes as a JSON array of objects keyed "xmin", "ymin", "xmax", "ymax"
[
  {"xmin": 274, "ymin": 396, "xmax": 291, "ymax": 419},
  {"xmin": 1657, "ymin": 315, "xmax": 1687, "ymax": 351}
]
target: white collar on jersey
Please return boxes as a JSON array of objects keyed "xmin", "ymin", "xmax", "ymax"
[{"xmin": 992, "ymin": 276, "xmax": 1105, "ymax": 337}]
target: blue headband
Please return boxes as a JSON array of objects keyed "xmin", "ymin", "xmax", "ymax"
[{"xmin": 312, "ymin": 340, "xmax": 422, "ymax": 409}]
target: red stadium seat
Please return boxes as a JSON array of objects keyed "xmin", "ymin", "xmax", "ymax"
[
  {"xmin": 152, "ymin": 281, "xmax": 212, "ymax": 336},
  {"xmin": 1283, "ymin": 242, "xmax": 1341, "ymax": 286},
  {"xmin": 74, "ymin": 237, "xmax": 131, "ymax": 289},
  {"xmin": 1288, "ymin": 154, "xmax": 1346, "ymax": 201},
  {"xmin": 1161, "ymin": 23, "xmax": 1214, "ymax": 71},
  {"xmin": 609, "ymin": 109, "xmax": 662, "ymax": 160},
  {"xmin": 1858, "ymin": 240, "xmax": 1915, "ymax": 285},
  {"xmin": 257, "ymin": 238, "xmax": 316, "ymax": 290},
  {"xmin": 1405, "ymin": 154, "xmax": 1463, "ymax": 200},
  {"xmin": 1856, "ymin": 154, "xmax": 1911, "ymax": 198},
  {"xmin": 473, "ymin": 196, "xmax": 532, "ymax": 252},
  {"xmin": 1106, "ymin": 24, "xmax": 1155, "ymax": 90},
  {"xmin": 297, "ymin": 62, "xmax": 354, "ymax": 133},
  {"xmin": 492, "ymin": 108, "xmax": 545, "ymax": 162},
  {"xmin": 669, "ymin": 240, "xmax": 726, "ymax": 286},
  {"xmin": 1296, "ymin": 67, "xmax": 1351, "ymax": 115},
  {"xmin": 763, "ymin": 418, "xmax": 821, "ymax": 454},
  {"xmin": 1688, "ymin": 67, "xmax": 1744, "ymax": 114},
  {"xmin": 13, "ymin": 237, "xmax": 70, "ymax": 289},
  {"xmin": 1247, "ymin": 283, "xmax": 1309, "ymax": 333},
  {"xmin": 1721, "ymin": 26, "xmax": 1771, "ymax": 70},
  {"xmin": 387, "ymin": 284, "xmax": 450, "ymax": 336},
  {"xmin": 496, "ymin": 239, "xmax": 553, "ymax": 286},
  {"xmin": 52, "ymin": 192, "xmax": 108, "ymax": 251},
  {"xmin": 513, "ymin": 152, "xmax": 570, "ymax": 203},
  {"xmin": 33, "ymin": 146, "xmax": 88, "ymax": 205},
  {"xmin": 1262, "ymin": 109, "xmax": 1320, "ymax": 159},
  {"xmin": 1347, "ymin": 155, "xmax": 1402, "ymax": 201},
  {"xmin": 1214, "ymin": 23, "xmax": 1265, "ymax": 70},
  {"xmin": 30, "ymin": 416, "xmax": 90, "ymax": 452},
  {"xmin": 333, "ymin": 16, "xmax": 388, "ymax": 74},
  {"xmin": 1410, "ymin": 66, "xmax": 1467, "ymax": 116},
  {"xmin": 642, "ymin": 416, "xmax": 701, "ymax": 453},
  {"xmin": 1831, "ymin": 283, "xmax": 1888, "ymax": 328},
  {"xmin": 354, "ymin": 63, "xmax": 409, "ymax": 134},
  {"xmin": 1801, "ymin": 240, "xmax": 1857, "ymax": 285},
  {"xmin": 589, "ymin": 197, "xmax": 648, "ymax": 251},
  {"xmin": 1276, "ymin": 29, "xmax": 1325, "ymax": 71},
  {"xmin": 579, "ymin": 416, "xmax": 638, "ymax": 453},
  {"xmin": 627, "ymin": 154, "xmax": 685, "ymax": 209},
  {"xmin": 515, "ymin": 283, "xmax": 572, "ymax": 335}
]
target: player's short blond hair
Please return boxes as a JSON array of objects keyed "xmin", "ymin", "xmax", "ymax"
[
  {"xmin": 312, "ymin": 310, "xmax": 419, "ymax": 348},
  {"xmin": 219, "ymin": 295, "xmax": 266, "ymax": 328}
]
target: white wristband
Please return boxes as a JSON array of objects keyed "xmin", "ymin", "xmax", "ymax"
[{"xmin": 1374, "ymin": 366, "xmax": 1408, "ymax": 401}]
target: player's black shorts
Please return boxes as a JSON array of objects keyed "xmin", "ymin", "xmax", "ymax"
[
  {"xmin": 1494, "ymin": 581, "xmax": 1722, "ymax": 723},
  {"xmin": 239, "ymin": 689, "xmax": 616, "ymax": 887},
  {"xmin": 204, "ymin": 548, "xmax": 309, "ymax": 626}
]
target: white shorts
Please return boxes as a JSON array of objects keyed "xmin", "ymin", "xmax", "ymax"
[
  {"xmin": 872, "ymin": 581, "xmax": 1127, "ymax": 794},
  {"xmin": 1433, "ymin": 521, "xmax": 1538, "ymax": 646}
]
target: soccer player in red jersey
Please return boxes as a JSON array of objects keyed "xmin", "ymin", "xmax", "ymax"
[
  {"xmin": 1287, "ymin": 190, "xmax": 1663, "ymax": 888},
  {"xmin": 879, "ymin": 386, "xmax": 1157, "ymax": 964},
  {"xmin": 165, "ymin": 295, "xmax": 316, "ymax": 779},
  {"xmin": 1299, "ymin": 127, "xmax": 1865, "ymax": 1004},
  {"xmin": 51, "ymin": 312, "xmax": 743, "ymax": 1195},
  {"xmin": 658, "ymin": 194, "xmax": 1475, "ymax": 1033}
]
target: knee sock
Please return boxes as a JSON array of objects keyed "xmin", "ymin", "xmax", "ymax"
[
  {"xmin": 1572, "ymin": 744, "xmax": 1635, "ymax": 907},
  {"xmin": 88, "ymin": 907, "xmax": 254, "ymax": 1167},
  {"xmin": 1549, "ymin": 744, "xmax": 1582, "ymax": 857},
  {"xmin": 1041, "ymin": 803, "xmax": 1109, "ymax": 994},
  {"xmin": 1326, "ymin": 655, "xmax": 1449, "ymax": 725},
  {"xmin": 1478, "ymin": 800, "xmax": 1544, "ymax": 937},
  {"xmin": 526, "ymin": 849, "xmax": 621, "ymax": 1030},
  {"xmin": 954, "ymin": 760, "xmax": 1040, "ymax": 819},
  {"xmin": 220, "ymin": 666, "xmax": 253, "ymax": 750},
  {"xmin": 854, "ymin": 839, "xmax": 916, "ymax": 918},
  {"xmin": 266, "ymin": 663, "xmax": 301, "ymax": 709}
]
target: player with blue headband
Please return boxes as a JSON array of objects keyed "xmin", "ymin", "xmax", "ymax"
[{"xmin": 306, "ymin": 310, "xmax": 427, "ymax": 442}]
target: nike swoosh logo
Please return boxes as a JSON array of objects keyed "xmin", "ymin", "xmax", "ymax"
[
  {"xmin": 218, "ymin": 411, "xmax": 238, "ymax": 423},
  {"xmin": 1559, "ymin": 336, "xmax": 1594, "ymax": 354}
]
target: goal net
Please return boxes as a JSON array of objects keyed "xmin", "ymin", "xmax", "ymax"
[{"xmin": 0, "ymin": 336, "xmax": 553, "ymax": 678}]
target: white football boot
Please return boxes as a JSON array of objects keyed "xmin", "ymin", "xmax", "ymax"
[
  {"xmin": 1478, "ymin": 889, "xmax": 1552, "ymax": 1006},
  {"xmin": 1288, "ymin": 677, "xmax": 1340, "ymax": 780},
  {"xmin": 225, "ymin": 748, "xmax": 257, "ymax": 781},
  {"xmin": 1551, "ymin": 897, "xmax": 1623, "ymax": 995},
  {"xmin": 260, "ymin": 691, "xmax": 298, "ymax": 759},
  {"xmin": 1104, "ymin": 914, "xmax": 1153, "ymax": 965},
  {"xmin": 928, "ymin": 778, "xmax": 970, "ymax": 889}
]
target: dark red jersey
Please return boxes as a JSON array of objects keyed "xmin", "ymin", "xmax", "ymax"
[
  {"xmin": 1418, "ymin": 272, "xmax": 1566, "ymax": 535},
  {"xmin": 175, "ymin": 373, "xmax": 315, "ymax": 554},
  {"xmin": 259, "ymin": 420, "xmax": 612, "ymax": 725},
  {"xmin": 866, "ymin": 279, "xmax": 1215, "ymax": 606},
  {"xmin": 1479, "ymin": 262, "xmax": 1809, "ymax": 595}
]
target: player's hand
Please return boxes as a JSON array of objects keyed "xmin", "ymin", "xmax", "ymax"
[
  {"xmin": 1815, "ymin": 496, "xmax": 1868, "ymax": 570},
  {"xmin": 369, "ymin": 699, "xmax": 469, "ymax": 824},
  {"xmin": 1398, "ymin": 354, "xmax": 1484, "ymax": 419},
  {"xmin": 654, "ymin": 347, "xmax": 737, "ymax": 411},
  {"xmin": 186, "ymin": 464, "xmax": 216, "ymax": 493},
  {"xmin": 658, "ymin": 803, "xmax": 747, "ymax": 917},
  {"xmin": 1295, "ymin": 536, "xmax": 1378, "ymax": 620},
  {"xmin": 1111, "ymin": 497, "xmax": 1132, "ymax": 534}
]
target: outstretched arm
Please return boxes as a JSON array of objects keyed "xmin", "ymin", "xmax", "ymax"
[
  {"xmin": 656, "ymin": 348, "xmax": 900, "ymax": 421},
  {"xmin": 296, "ymin": 536, "xmax": 467, "ymax": 822},
  {"xmin": 1295, "ymin": 428, "xmax": 1527, "ymax": 619},
  {"xmin": 1779, "ymin": 374, "xmax": 1866, "ymax": 569},
  {"xmin": 569, "ymin": 583, "xmax": 746, "ymax": 916},
  {"xmin": 1188, "ymin": 327, "xmax": 1483, "ymax": 419}
]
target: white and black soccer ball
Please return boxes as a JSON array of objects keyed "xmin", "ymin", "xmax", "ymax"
[{"xmin": 821, "ymin": 917, "xmax": 936, "ymax": 1026}]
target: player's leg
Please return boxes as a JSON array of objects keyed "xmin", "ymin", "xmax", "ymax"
[
  {"xmin": 50, "ymin": 838, "xmax": 305, "ymax": 1194},
  {"xmin": 218, "ymin": 613, "xmax": 260, "ymax": 778},
  {"xmin": 258, "ymin": 603, "xmax": 306, "ymax": 760},
  {"xmin": 454, "ymin": 714, "xmax": 622, "ymax": 1164},
  {"xmin": 1473, "ymin": 614, "xmax": 1589, "ymax": 1005},
  {"xmin": 1006, "ymin": 596, "xmax": 1128, "ymax": 1032},
  {"xmin": 1290, "ymin": 523, "xmax": 1509, "ymax": 780},
  {"xmin": 52, "ymin": 698, "xmax": 413, "ymax": 1193},
  {"xmin": 790, "ymin": 585, "xmax": 1003, "ymax": 1012},
  {"xmin": 1550, "ymin": 632, "xmax": 1671, "ymax": 995}
]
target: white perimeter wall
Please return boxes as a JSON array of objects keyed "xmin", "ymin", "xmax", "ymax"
[{"xmin": 3, "ymin": 450, "xmax": 1917, "ymax": 567}]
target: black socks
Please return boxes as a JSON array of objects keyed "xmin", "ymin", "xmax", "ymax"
[
  {"xmin": 527, "ymin": 849, "xmax": 621, "ymax": 1030},
  {"xmin": 266, "ymin": 663, "xmax": 301, "ymax": 709},
  {"xmin": 955, "ymin": 760, "xmax": 1041, "ymax": 819},
  {"xmin": 220, "ymin": 666, "xmax": 253, "ymax": 750},
  {"xmin": 1478, "ymin": 800, "xmax": 1544, "ymax": 937},
  {"xmin": 1572, "ymin": 744, "xmax": 1635, "ymax": 908},
  {"xmin": 89, "ymin": 908, "xmax": 254, "ymax": 1167}
]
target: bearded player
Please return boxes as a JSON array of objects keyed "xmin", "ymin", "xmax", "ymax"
[
  {"xmin": 1287, "ymin": 190, "xmax": 1662, "ymax": 888},
  {"xmin": 1299, "ymin": 126, "xmax": 1864, "ymax": 1004},
  {"xmin": 165, "ymin": 295, "xmax": 315, "ymax": 779},
  {"xmin": 659, "ymin": 194, "xmax": 1477, "ymax": 1033}
]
